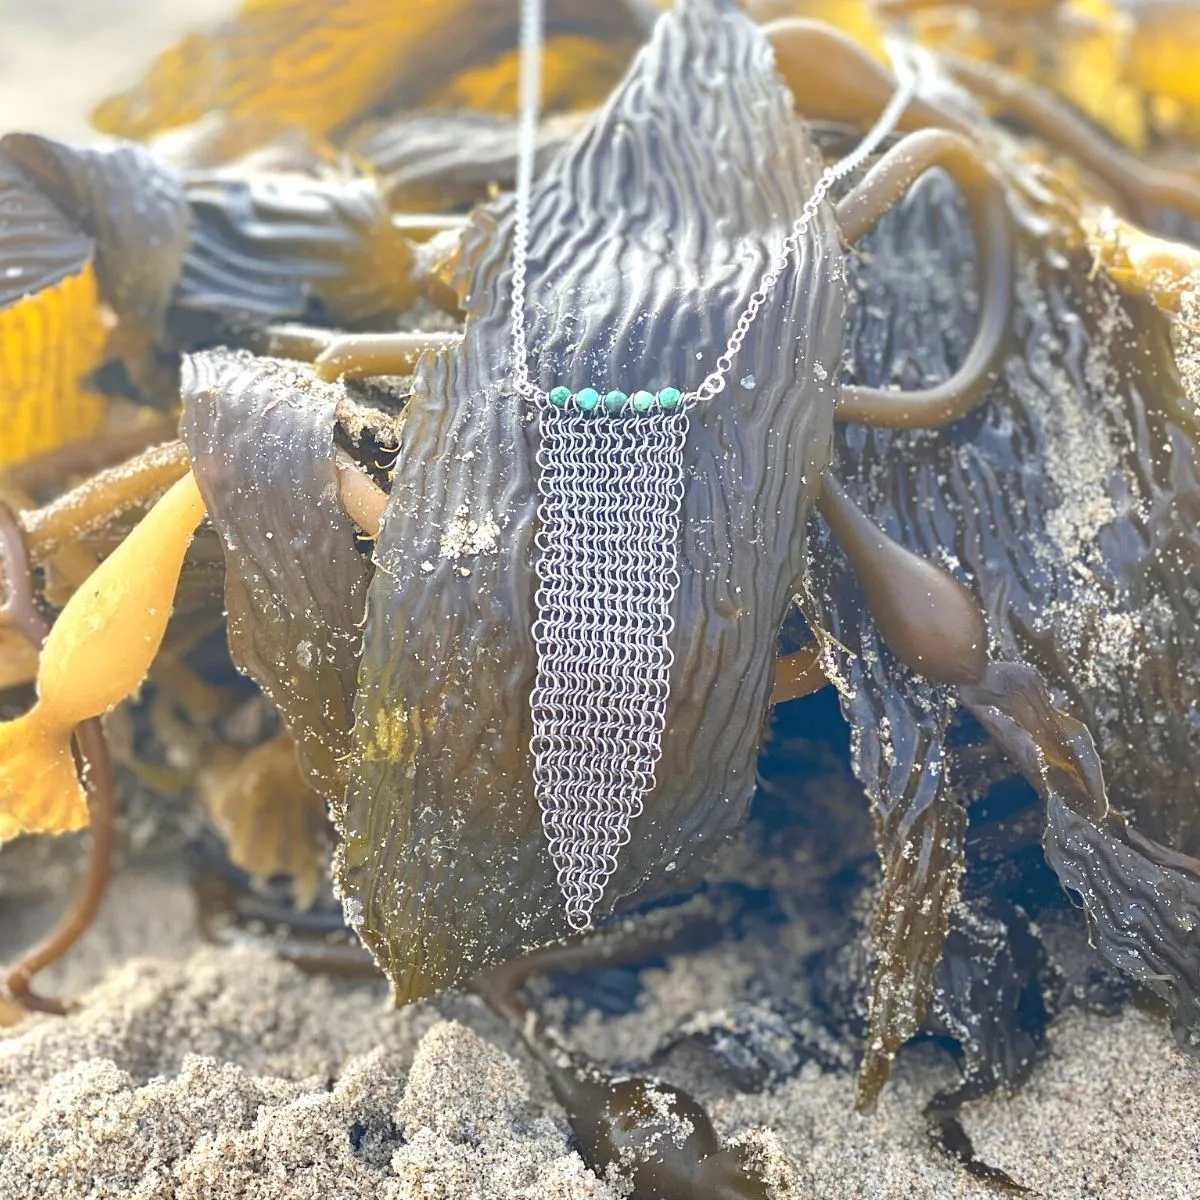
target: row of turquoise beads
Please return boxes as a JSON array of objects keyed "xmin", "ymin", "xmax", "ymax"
[{"xmin": 547, "ymin": 386, "xmax": 682, "ymax": 415}]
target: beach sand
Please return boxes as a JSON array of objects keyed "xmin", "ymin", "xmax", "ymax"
[{"xmin": 1, "ymin": 864, "xmax": 1197, "ymax": 1199}]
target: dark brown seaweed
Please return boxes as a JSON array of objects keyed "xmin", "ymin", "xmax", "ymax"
[
  {"xmin": 181, "ymin": 350, "xmax": 372, "ymax": 801},
  {"xmin": 337, "ymin": 0, "xmax": 845, "ymax": 1001},
  {"xmin": 801, "ymin": 536, "xmax": 968, "ymax": 1107},
  {"xmin": 827, "ymin": 160, "xmax": 1200, "ymax": 1063},
  {"xmin": 173, "ymin": 174, "xmax": 422, "ymax": 333},
  {"xmin": 0, "ymin": 152, "xmax": 92, "ymax": 310},
  {"xmin": 0, "ymin": 134, "xmax": 188, "ymax": 334},
  {"xmin": 344, "ymin": 111, "xmax": 578, "ymax": 212}
]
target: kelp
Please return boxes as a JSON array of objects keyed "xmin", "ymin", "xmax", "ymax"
[
  {"xmin": 0, "ymin": 472, "xmax": 206, "ymax": 839},
  {"xmin": 872, "ymin": 0, "xmax": 1196, "ymax": 152},
  {"xmin": 0, "ymin": 133, "xmax": 191, "ymax": 467},
  {"xmin": 173, "ymin": 173, "xmax": 437, "ymax": 334},
  {"xmin": 0, "ymin": 134, "xmax": 188, "ymax": 336},
  {"xmin": 199, "ymin": 734, "xmax": 329, "ymax": 911},
  {"xmin": 337, "ymin": 0, "xmax": 844, "ymax": 1001},
  {"xmin": 344, "ymin": 111, "xmax": 579, "ymax": 213},
  {"xmin": 181, "ymin": 351, "xmax": 373, "ymax": 802},
  {"xmin": 0, "ymin": 148, "xmax": 105, "ymax": 468},
  {"xmin": 803, "ymin": 536, "xmax": 968, "ymax": 1107},
  {"xmin": 818, "ymin": 151, "xmax": 1200, "ymax": 1085},
  {"xmin": 93, "ymin": 0, "xmax": 644, "ymax": 153}
]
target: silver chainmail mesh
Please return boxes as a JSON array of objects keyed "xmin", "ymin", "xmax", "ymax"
[{"xmin": 530, "ymin": 405, "xmax": 689, "ymax": 931}]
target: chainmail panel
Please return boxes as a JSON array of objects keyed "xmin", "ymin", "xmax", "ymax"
[{"xmin": 531, "ymin": 404, "xmax": 689, "ymax": 930}]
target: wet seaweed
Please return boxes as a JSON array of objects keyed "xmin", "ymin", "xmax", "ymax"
[
  {"xmin": 181, "ymin": 351, "xmax": 373, "ymax": 801},
  {"xmin": 338, "ymin": 0, "xmax": 844, "ymax": 1001}
]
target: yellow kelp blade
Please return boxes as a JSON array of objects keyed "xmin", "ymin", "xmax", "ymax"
[
  {"xmin": 93, "ymin": 0, "xmax": 642, "ymax": 145},
  {"xmin": 421, "ymin": 34, "xmax": 637, "ymax": 114},
  {"xmin": 0, "ymin": 471, "xmax": 207, "ymax": 841},
  {"xmin": 1084, "ymin": 207, "xmax": 1200, "ymax": 311},
  {"xmin": 199, "ymin": 735, "xmax": 329, "ymax": 911},
  {"xmin": 0, "ymin": 267, "xmax": 108, "ymax": 470},
  {"xmin": 0, "ymin": 150, "xmax": 108, "ymax": 469}
]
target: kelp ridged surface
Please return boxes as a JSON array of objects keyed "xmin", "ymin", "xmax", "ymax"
[
  {"xmin": 823, "ymin": 168, "xmax": 1200, "ymax": 1061},
  {"xmin": 0, "ymin": 134, "xmax": 189, "ymax": 335},
  {"xmin": 338, "ymin": 0, "xmax": 845, "ymax": 1001},
  {"xmin": 345, "ymin": 112, "xmax": 577, "ymax": 212},
  {"xmin": 181, "ymin": 351, "xmax": 372, "ymax": 801},
  {"xmin": 175, "ymin": 175, "xmax": 417, "ymax": 331},
  {"xmin": 0, "ymin": 151, "xmax": 91, "ymax": 308}
]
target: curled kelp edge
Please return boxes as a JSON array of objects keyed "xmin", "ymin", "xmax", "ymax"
[
  {"xmin": 338, "ymin": 0, "xmax": 841, "ymax": 1003},
  {"xmin": 180, "ymin": 349, "xmax": 372, "ymax": 802},
  {"xmin": 1, "ymin": 133, "xmax": 188, "ymax": 335}
]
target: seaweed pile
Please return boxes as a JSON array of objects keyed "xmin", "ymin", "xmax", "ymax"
[{"xmin": 2, "ymin": 0, "xmax": 1200, "ymax": 1194}]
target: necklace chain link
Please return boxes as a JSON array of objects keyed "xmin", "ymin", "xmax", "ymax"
[{"xmin": 511, "ymin": 0, "xmax": 918, "ymax": 408}]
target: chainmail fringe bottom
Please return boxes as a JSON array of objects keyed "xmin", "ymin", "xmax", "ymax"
[{"xmin": 531, "ymin": 405, "xmax": 689, "ymax": 931}]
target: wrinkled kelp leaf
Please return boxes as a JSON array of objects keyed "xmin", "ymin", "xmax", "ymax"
[
  {"xmin": 173, "ymin": 174, "xmax": 424, "ymax": 333},
  {"xmin": 338, "ymin": 0, "xmax": 844, "ymax": 1002},
  {"xmin": 93, "ymin": 0, "xmax": 643, "ymax": 147},
  {"xmin": 344, "ymin": 111, "xmax": 578, "ymax": 213},
  {"xmin": 0, "ymin": 149, "xmax": 106, "ymax": 467},
  {"xmin": 828, "ymin": 153, "xmax": 1200, "ymax": 1065},
  {"xmin": 927, "ymin": 898, "xmax": 1046, "ymax": 1102},
  {"xmin": 0, "ymin": 133, "xmax": 188, "ymax": 335},
  {"xmin": 961, "ymin": 661, "xmax": 1200, "ymax": 1054},
  {"xmin": 802, "ymin": 540, "xmax": 967, "ymax": 1109},
  {"xmin": 181, "ymin": 350, "xmax": 372, "ymax": 800}
]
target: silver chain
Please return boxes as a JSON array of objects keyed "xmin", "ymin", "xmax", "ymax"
[
  {"xmin": 514, "ymin": 0, "xmax": 916, "ymax": 930},
  {"xmin": 511, "ymin": 0, "xmax": 919, "ymax": 408}
]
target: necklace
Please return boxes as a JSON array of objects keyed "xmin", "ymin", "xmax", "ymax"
[{"xmin": 515, "ymin": 0, "xmax": 917, "ymax": 931}]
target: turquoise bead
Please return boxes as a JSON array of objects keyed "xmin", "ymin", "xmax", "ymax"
[
  {"xmin": 576, "ymin": 387, "xmax": 600, "ymax": 414},
  {"xmin": 604, "ymin": 389, "xmax": 627, "ymax": 415},
  {"xmin": 548, "ymin": 386, "xmax": 571, "ymax": 408},
  {"xmin": 657, "ymin": 386, "xmax": 681, "ymax": 411},
  {"xmin": 631, "ymin": 389, "xmax": 654, "ymax": 414}
]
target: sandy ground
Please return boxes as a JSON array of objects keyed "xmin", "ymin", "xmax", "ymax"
[
  {"xmin": 1, "ymin": 865, "xmax": 1198, "ymax": 1200},
  {"xmin": 2, "ymin": 4, "xmax": 1200, "ymax": 1198}
]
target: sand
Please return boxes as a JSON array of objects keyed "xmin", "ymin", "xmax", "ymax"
[{"xmin": 1, "ymin": 860, "xmax": 1198, "ymax": 1200}]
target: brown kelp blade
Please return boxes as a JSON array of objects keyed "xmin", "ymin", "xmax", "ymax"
[
  {"xmin": 961, "ymin": 662, "xmax": 1200, "ymax": 1052},
  {"xmin": 174, "ymin": 173, "xmax": 424, "ymax": 333},
  {"xmin": 824, "ymin": 88, "xmax": 1200, "ymax": 1087},
  {"xmin": 343, "ymin": 111, "xmax": 579, "ymax": 213},
  {"xmin": 339, "ymin": 0, "xmax": 844, "ymax": 1004},
  {"xmin": 180, "ymin": 350, "xmax": 373, "ymax": 802},
  {"xmin": 800, "ymin": 547, "xmax": 968, "ymax": 1111}
]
